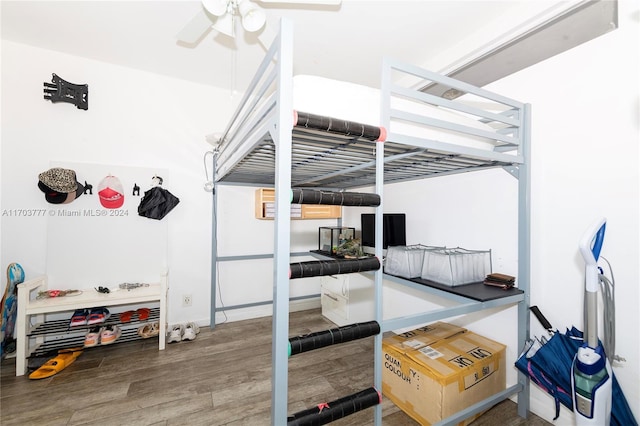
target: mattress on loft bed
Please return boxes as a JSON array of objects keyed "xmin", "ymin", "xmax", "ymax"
[
  {"xmin": 292, "ymin": 74, "xmax": 497, "ymax": 151},
  {"xmin": 215, "ymin": 74, "xmax": 512, "ymax": 187}
]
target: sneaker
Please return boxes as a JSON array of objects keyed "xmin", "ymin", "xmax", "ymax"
[
  {"xmin": 100, "ymin": 325, "xmax": 121, "ymax": 345},
  {"xmin": 167, "ymin": 324, "xmax": 184, "ymax": 344},
  {"xmin": 87, "ymin": 307, "xmax": 110, "ymax": 325},
  {"xmin": 84, "ymin": 326, "xmax": 104, "ymax": 347},
  {"xmin": 70, "ymin": 309, "xmax": 88, "ymax": 327},
  {"xmin": 182, "ymin": 322, "xmax": 199, "ymax": 341}
]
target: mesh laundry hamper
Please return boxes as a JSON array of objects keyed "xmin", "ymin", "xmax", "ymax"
[
  {"xmin": 384, "ymin": 245, "xmax": 443, "ymax": 279},
  {"xmin": 420, "ymin": 247, "xmax": 491, "ymax": 286}
]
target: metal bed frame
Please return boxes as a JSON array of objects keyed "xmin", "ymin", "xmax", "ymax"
[{"xmin": 211, "ymin": 18, "xmax": 531, "ymax": 426}]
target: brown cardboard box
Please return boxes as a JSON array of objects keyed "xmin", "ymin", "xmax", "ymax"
[{"xmin": 382, "ymin": 322, "xmax": 506, "ymax": 425}]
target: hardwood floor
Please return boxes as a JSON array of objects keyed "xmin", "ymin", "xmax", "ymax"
[{"xmin": 1, "ymin": 309, "xmax": 550, "ymax": 425}]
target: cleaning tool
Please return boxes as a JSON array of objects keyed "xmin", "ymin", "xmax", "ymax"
[
  {"xmin": 515, "ymin": 318, "xmax": 636, "ymax": 424},
  {"xmin": 572, "ymin": 218, "xmax": 612, "ymax": 425}
]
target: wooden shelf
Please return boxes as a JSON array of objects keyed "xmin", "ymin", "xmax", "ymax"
[{"xmin": 255, "ymin": 188, "xmax": 341, "ymax": 220}]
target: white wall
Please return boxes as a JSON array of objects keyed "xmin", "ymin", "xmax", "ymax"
[
  {"xmin": 0, "ymin": 40, "xmax": 333, "ymax": 328},
  {"xmin": 0, "ymin": 40, "xmax": 229, "ymax": 326},
  {"xmin": 485, "ymin": 1, "xmax": 639, "ymax": 423}
]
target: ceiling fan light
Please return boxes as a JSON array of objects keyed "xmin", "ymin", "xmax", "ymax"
[
  {"xmin": 202, "ymin": 0, "xmax": 229, "ymax": 17},
  {"xmin": 238, "ymin": 1, "xmax": 266, "ymax": 33},
  {"xmin": 212, "ymin": 12, "xmax": 235, "ymax": 37}
]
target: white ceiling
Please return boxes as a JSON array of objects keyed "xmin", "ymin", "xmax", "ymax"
[{"xmin": 1, "ymin": 1, "xmax": 570, "ymax": 92}]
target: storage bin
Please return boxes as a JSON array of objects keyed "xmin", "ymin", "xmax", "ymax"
[
  {"xmin": 384, "ymin": 245, "xmax": 443, "ymax": 279},
  {"xmin": 420, "ymin": 247, "xmax": 491, "ymax": 286}
]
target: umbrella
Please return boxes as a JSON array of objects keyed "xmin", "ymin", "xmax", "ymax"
[
  {"xmin": 515, "ymin": 310, "xmax": 637, "ymax": 425},
  {"xmin": 138, "ymin": 185, "xmax": 180, "ymax": 220},
  {"xmin": 515, "ymin": 327, "xmax": 580, "ymax": 419}
]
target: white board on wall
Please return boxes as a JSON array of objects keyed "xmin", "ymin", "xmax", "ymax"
[{"xmin": 44, "ymin": 162, "xmax": 169, "ymax": 288}]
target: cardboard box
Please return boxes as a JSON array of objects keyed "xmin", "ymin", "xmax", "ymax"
[{"xmin": 382, "ymin": 322, "xmax": 506, "ymax": 425}]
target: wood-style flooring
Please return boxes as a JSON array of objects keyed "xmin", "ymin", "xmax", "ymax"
[{"xmin": 1, "ymin": 309, "xmax": 551, "ymax": 425}]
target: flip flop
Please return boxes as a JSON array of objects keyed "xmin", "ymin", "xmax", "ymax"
[
  {"xmin": 137, "ymin": 322, "xmax": 160, "ymax": 339},
  {"xmin": 119, "ymin": 310, "xmax": 134, "ymax": 322},
  {"xmin": 136, "ymin": 308, "xmax": 150, "ymax": 321},
  {"xmin": 28, "ymin": 350, "xmax": 83, "ymax": 380}
]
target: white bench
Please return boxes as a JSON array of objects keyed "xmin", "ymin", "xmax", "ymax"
[{"xmin": 15, "ymin": 272, "xmax": 168, "ymax": 376}]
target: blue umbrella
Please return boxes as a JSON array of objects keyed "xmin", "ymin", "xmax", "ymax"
[
  {"xmin": 515, "ymin": 330, "xmax": 575, "ymax": 420},
  {"xmin": 516, "ymin": 324, "xmax": 637, "ymax": 425}
]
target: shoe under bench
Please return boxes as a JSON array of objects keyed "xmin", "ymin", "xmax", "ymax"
[{"xmin": 15, "ymin": 272, "xmax": 168, "ymax": 376}]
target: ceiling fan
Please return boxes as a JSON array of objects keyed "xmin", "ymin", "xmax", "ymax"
[{"xmin": 177, "ymin": 0, "xmax": 341, "ymax": 45}]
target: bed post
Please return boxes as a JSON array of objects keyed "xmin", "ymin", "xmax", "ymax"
[
  {"xmin": 210, "ymin": 151, "xmax": 218, "ymax": 329},
  {"xmin": 271, "ymin": 18, "xmax": 294, "ymax": 426},
  {"xmin": 517, "ymin": 102, "xmax": 532, "ymax": 418}
]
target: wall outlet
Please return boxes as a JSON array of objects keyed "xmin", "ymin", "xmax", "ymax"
[{"xmin": 182, "ymin": 294, "xmax": 192, "ymax": 307}]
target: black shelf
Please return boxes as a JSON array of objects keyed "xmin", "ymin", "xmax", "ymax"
[
  {"xmin": 309, "ymin": 250, "xmax": 523, "ymax": 303},
  {"xmin": 391, "ymin": 276, "xmax": 524, "ymax": 302}
]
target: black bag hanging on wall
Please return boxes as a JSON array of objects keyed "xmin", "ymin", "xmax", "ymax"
[{"xmin": 138, "ymin": 180, "xmax": 180, "ymax": 220}]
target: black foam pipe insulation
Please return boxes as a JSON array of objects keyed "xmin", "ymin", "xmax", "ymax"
[
  {"xmin": 289, "ymin": 257, "xmax": 380, "ymax": 279},
  {"xmin": 294, "ymin": 110, "xmax": 385, "ymax": 142},
  {"xmin": 287, "ymin": 387, "xmax": 381, "ymax": 426},
  {"xmin": 288, "ymin": 321, "xmax": 380, "ymax": 356},
  {"xmin": 291, "ymin": 188, "xmax": 380, "ymax": 207}
]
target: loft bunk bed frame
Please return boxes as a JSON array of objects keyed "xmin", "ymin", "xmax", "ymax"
[{"xmin": 211, "ymin": 19, "xmax": 531, "ymax": 426}]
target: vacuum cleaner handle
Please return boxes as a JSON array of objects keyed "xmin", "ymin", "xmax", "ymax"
[{"xmin": 579, "ymin": 217, "xmax": 606, "ymax": 293}]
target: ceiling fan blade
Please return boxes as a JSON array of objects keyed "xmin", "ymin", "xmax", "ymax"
[
  {"xmin": 176, "ymin": 9, "xmax": 213, "ymax": 44},
  {"xmin": 257, "ymin": 0, "xmax": 341, "ymax": 4}
]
